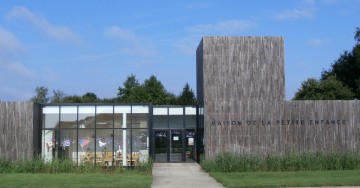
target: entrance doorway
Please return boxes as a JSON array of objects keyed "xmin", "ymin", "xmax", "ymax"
[{"xmin": 154, "ymin": 129, "xmax": 196, "ymax": 162}]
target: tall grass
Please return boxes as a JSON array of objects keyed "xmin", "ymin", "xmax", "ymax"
[
  {"xmin": 201, "ymin": 151, "xmax": 360, "ymax": 173},
  {"xmin": 0, "ymin": 157, "xmax": 153, "ymax": 174}
]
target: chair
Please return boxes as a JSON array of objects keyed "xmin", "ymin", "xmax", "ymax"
[{"xmin": 103, "ymin": 151, "xmax": 113, "ymax": 166}]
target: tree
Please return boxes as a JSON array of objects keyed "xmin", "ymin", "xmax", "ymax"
[
  {"xmin": 355, "ymin": 27, "xmax": 360, "ymax": 43},
  {"xmin": 321, "ymin": 27, "xmax": 360, "ymax": 98},
  {"xmin": 62, "ymin": 95, "xmax": 83, "ymax": 103},
  {"xmin": 82, "ymin": 92, "xmax": 98, "ymax": 103},
  {"xmin": 177, "ymin": 83, "xmax": 197, "ymax": 105},
  {"xmin": 294, "ymin": 76, "xmax": 354, "ymax": 100},
  {"xmin": 51, "ymin": 90, "xmax": 66, "ymax": 103},
  {"xmin": 30, "ymin": 86, "xmax": 49, "ymax": 103},
  {"xmin": 142, "ymin": 75, "xmax": 168, "ymax": 105},
  {"xmin": 117, "ymin": 74, "xmax": 141, "ymax": 102}
]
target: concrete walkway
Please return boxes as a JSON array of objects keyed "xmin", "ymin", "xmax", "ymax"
[{"xmin": 152, "ymin": 163, "xmax": 225, "ymax": 188}]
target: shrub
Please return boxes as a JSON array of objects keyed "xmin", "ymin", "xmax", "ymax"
[
  {"xmin": 0, "ymin": 157, "xmax": 154, "ymax": 174},
  {"xmin": 200, "ymin": 151, "xmax": 360, "ymax": 173}
]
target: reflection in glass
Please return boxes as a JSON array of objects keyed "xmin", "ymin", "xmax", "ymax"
[
  {"xmin": 41, "ymin": 104, "xmax": 151, "ymax": 167},
  {"xmin": 42, "ymin": 130, "xmax": 57, "ymax": 162},
  {"xmin": 114, "ymin": 106, "xmax": 131, "ymax": 128},
  {"xmin": 114, "ymin": 129, "xmax": 131, "ymax": 166},
  {"xmin": 171, "ymin": 130, "xmax": 182, "ymax": 162},
  {"xmin": 79, "ymin": 106, "xmax": 95, "ymax": 128},
  {"xmin": 154, "ymin": 115, "xmax": 168, "ymax": 128},
  {"xmin": 95, "ymin": 129, "xmax": 114, "ymax": 166},
  {"xmin": 96, "ymin": 106, "xmax": 113, "ymax": 128},
  {"xmin": 59, "ymin": 129, "xmax": 77, "ymax": 162},
  {"xmin": 78, "ymin": 129, "xmax": 95, "ymax": 164},
  {"xmin": 155, "ymin": 130, "xmax": 168, "ymax": 162},
  {"xmin": 169, "ymin": 107, "xmax": 184, "ymax": 128},
  {"xmin": 185, "ymin": 107, "xmax": 196, "ymax": 128},
  {"xmin": 60, "ymin": 106, "xmax": 77, "ymax": 128},
  {"xmin": 132, "ymin": 113, "xmax": 148, "ymax": 128},
  {"xmin": 43, "ymin": 106, "xmax": 59, "ymax": 129},
  {"xmin": 169, "ymin": 115, "xmax": 183, "ymax": 128},
  {"xmin": 132, "ymin": 129, "xmax": 149, "ymax": 165},
  {"xmin": 185, "ymin": 115, "xmax": 196, "ymax": 128},
  {"xmin": 185, "ymin": 129, "xmax": 196, "ymax": 161}
]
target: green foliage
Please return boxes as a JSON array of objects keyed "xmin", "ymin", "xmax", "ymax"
[
  {"xmin": 117, "ymin": 74, "xmax": 195, "ymax": 105},
  {"xmin": 62, "ymin": 95, "xmax": 83, "ymax": 103},
  {"xmin": 51, "ymin": 90, "xmax": 66, "ymax": 103},
  {"xmin": 295, "ymin": 27, "xmax": 360, "ymax": 99},
  {"xmin": 81, "ymin": 92, "xmax": 99, "ymax": 103},
  {"xmin": 30, "ymin": 86, "xmax": 49, "ymax": 103},
  {"xmin": 355, "ymin": 27, "xmax": 360, "ymax": 43},
  {"xmin": 320, "ymin": 27, "xmax": 360, "ymax": 99},
  {"xmin": 30, "ymin": 74, "xmax": 197, "ymax": 104},
  {"xmin": 0, "ymin": 157, "xmax": 153, "ymax": 174},
  {"xmin": 117, "ymin": 74, "xmax": 141, "ymax": 103},
  {"xmin": 293, "ymin": 76, "xmax": 354, "ymax": 100},
  {"xmin": 177, "ymin": 83, "xmax": 197, "ymax": 105},
  {"xmin": 142, "ymin": 75, "xmax": 168, "ymax": 105},
  {"xmin": 201, "ymin": 151, "xmax": 360, "ymax": 173}
]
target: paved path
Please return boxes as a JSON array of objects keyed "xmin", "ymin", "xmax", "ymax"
[{"xmin": 152, "ymin": 163, "xmax": 225, "ymax": 188}]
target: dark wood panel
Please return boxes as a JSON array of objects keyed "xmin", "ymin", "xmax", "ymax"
[{"xmin": 0, "ymin": 102, "xmax": 35, "ymax": 161}]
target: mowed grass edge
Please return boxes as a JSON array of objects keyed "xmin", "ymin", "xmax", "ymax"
[
  {"xmin": 210, "ymin": 170, "xmax": 360, "ymax": 188},
  {"xmin": 0, "ymin": 173, "xmax": 152, "ymax": 188}
]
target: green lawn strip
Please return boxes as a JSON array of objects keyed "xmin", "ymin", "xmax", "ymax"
[
  {"xmin": 210, "ymin": 170, "xmax": 360, "ymax": 188},
  {"xmin": 0, "ymin": 173, "xmax": 152, "ymax": 188}
]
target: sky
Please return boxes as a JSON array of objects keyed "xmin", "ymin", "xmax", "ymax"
[{"xmin": 0, "ymin": 0, "xmax": 359, "ymax": 102}]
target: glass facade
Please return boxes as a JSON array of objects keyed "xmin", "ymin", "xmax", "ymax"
[
  {"xmin": 41, "ymin": 104, "xmax": 150, "ymax": 166},
  {"xmin": 152, "ymin": 106, "xmax": 197, "ymax": 162},
  {"xmin": 41, "ymin": 104, "xmax": 199, "ymax": 165}
]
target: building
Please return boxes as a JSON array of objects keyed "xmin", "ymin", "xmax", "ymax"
[{"xmin": 1, "ymin": 36, "xmax": 359, "ymax": 165}]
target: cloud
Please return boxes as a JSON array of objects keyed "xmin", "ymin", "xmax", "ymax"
[
  {"xmin": 173, "ymin": 37, "xmax": 199, "ymax": 56},
  {"xmin": 0, "ymin": 57, "xmax": 35, "ymax": 78},
  {"xmin": 6, "ymin": 6, "xmax": 80, "ymax": 43},
  {"xmin": 0, "ymin": 27, "xmax": 34, "ymax": 78},
  {"xmin": 275, "ymin": 8, "xmax": 315, "ymax": 20},
  {"xmin": 104, "ymin": 26, "xmax": 156, "ymax": 57},
  {"xmin": 0, "ymin": 27, "xmax": 23, "ymax": 54},
  {"xmin": 0, "ymin": 86, "xmax": 33, "ymax": 102},
  {"xmin": 306, "ymin": 38, "xmax": 328, "ymax": 46},
  {"xmin": 104, "ymin": 27, "xmax": 138, "ymax": 43},
  {"xmin": 185, "ymin": 20, "xmax": 256, "ymax": 34},
  {"xmin": 175, "ymin": 20, "xmax": 256, "ymax": 56}
]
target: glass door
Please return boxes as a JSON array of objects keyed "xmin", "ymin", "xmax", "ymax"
[
  {"xmin": 170, "ymin": 130, "xmax": 183, "ymax": 162},
  {"xmin": 154, "ymin": 129, "xmax": 185, "ymax": 162},
  {"xmin": 154, "ymin": 130, "xmax": 168, "ymax": 162}
]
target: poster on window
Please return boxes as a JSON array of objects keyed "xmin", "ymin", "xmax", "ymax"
[
  {"xmin": 188, "ymin": 138, "xmax": 194, "ymax": 145},
  {"xmin": 173, "ymin": 136, "xmax": 179, "ymax": 141}
]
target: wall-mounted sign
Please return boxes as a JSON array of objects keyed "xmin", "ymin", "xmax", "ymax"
[{"xmin": 188, "ymin": 138, "xmax": 194, "ymax": 145}]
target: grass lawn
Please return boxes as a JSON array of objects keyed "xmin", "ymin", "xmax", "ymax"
[
  {"xmin": 210, "ymin": 170, "xmax": 360, "ymax": 188},
  {"xmin": 0, "ymin": 173, "xmax": 152, "ymax": 188}
]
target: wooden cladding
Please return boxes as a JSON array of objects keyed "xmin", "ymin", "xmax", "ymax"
[
  {"xmin": 0, "ymin": 102, "xmax": 36, "ymax": 161},
  {"xmin": 197, "ymin": 37, "xmax": 360, "ymax": 158},
  {"xmin": 197, "ymin": 36, "xmax": 285, "ymax": 103},
  {"xmin": 205, "ymin": 100, "xmax": 360, "ymax": 158}
]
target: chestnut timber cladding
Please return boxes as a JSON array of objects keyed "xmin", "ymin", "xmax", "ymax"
[
  {"xmin": 197, "ymin": 36, "xmax": 285, "ymax": 103},
  {"xmin": 197, "ymin": 36, "xmax": 360, "ymax": 158},
  {"xmin": 207, "ymin": 100, "xmax": 360, "ymax": 157},
  {"xmin": 0, "ymin": 102, "xmax": 39, "ymax": 161}
]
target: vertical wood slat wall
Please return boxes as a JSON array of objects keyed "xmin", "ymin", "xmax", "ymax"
[
  {"xmin": 0, "ymin": 102, "xmax": 36, "ymax": 161},
  {"xmin": 197, "ymin": 37, "xmax": 360, "ymax": 158}
]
